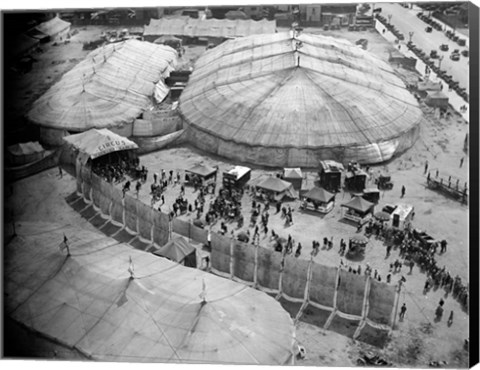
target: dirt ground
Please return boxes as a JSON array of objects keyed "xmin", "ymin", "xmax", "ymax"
[{"xmin": 4, "ymin": 25, "xmax": 470, "ymax": 367}]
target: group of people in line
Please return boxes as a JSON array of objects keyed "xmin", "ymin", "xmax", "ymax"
[{"xmin": 93, "ymin": 155, "xmax": 140, "ymax": 184}]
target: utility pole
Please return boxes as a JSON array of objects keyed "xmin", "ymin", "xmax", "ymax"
[
  {"xmin": 438, "ymin": 55, "xmax": 444, "ymax": 70},
  {"xmin": 387, "ymin": 14, "xmax": 392, "ymax": 24},
  {"xmin": 408, "ymin": 31, "xmax": 414, "ymax": 43}
]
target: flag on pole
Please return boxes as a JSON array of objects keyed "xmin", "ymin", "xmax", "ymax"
[
  {"xmin": 199, "ymin": 278, "xmax": 207, "ymax": 302},
  {"xmin": 128, "ymin": 256, "xmax": 135, "ymax": 278}
]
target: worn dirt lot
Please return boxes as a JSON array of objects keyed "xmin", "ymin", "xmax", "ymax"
[{"xmin": 4, "ymin": 25, "xmax": 470, "ymax": 367}]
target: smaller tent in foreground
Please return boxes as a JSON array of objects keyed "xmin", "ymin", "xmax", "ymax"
[
  {"xmin": 34, "ymin": 16, "xmax": 71, "ymax": 42},
  {"xmin": 64, "ymin": 129, "xmax": 138, "ymax": 162},
  {"xmin": 256, "ymin": 177, "xmax": 297, "ymax": 202},
  {"xmin": 341, "ymin": 196, "xmax": 374, "ymax": 224},
  {"xmin": 185, "ymin": 163, "xmax": 218, "ymax": 187},
  {"xmin": 7, "ymin": 142, "xmax": 48, "ymax": 166},
  {"xmin": 282, "ymin": 168, "xmax": 303, "ymax": 190},
  {"xmin": 302, "ymin": 187, "xmax": 335, "ymax": 213},
  {"xmin": 153, "ymin": 236, "xmax": 197, "ymax": 267}
]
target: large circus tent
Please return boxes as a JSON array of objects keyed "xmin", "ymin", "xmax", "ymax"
[
  {"xmin": 27, "ymin": 40, "xmax": 177, "ymax": 145},
  {"xmin": 5, "ymin": 222, "xmax": 296, "ymax": 364},
  {"xmin": 179, "ymin": 30, "xmax": 423, "ymax": 167}
]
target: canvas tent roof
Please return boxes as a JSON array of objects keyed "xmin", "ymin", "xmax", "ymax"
[
  {"xmin": 7, "ymin": 141, "xmax": 44, "ymax": 156},
  {"xmin": 304, "ymin": 187, "xmax": 335, "ymax": 203},
  {"xmin": 341, "ymin": 196, "xmax": 374, "ymax": 213},
  {"xmin": 186, "ymin": 164, "xmax": 217, "ymax": 178},
  {"xmin": 144, "ymin": 17, "xmax": 276, "ymax": 38},
  {"xmin": 27, "ymin": 40, "xmax": 177, "ymax": 131},
  {"xmin": 283, "ymin": 168, "xmax": 303, "ymax": 179},
  {"xmin": 180, "ymin": 31, "xmax": 423, "ymax": 165},
  {"xmin": 417, "ymin": 80, "xmax": 442, "ymax": 92},
  {"xmin": 225, "ymin": 10, "xmax": 249, "ymax": 20},
  {"xmin": 63, "ymin": 129, "xmax": 138, "ymax": 159},
  {"xmin": 35, "ymin": 16, "xmax": 70, "ymax": 37},
  {"xmin": 5, "ymin": 222, "xmax": 295, "ymax": 364},
  {"xmin": 153, "ymin": 236, "xmax": 196, "ymax": 263},
  {"xmin": 227, "ymin": 165, "xmax": 251, "ymax": 180},
  {"xmin": 257, "ymin": 177, "xmax": 293, "ymax": 193},
  {"xmin": 426, "ymin": 91, "xmax": 448, "ymax": 99},
  {"xmin": 154, "ymin": 35, "xmax": 182, "ymax": 44},
  {"xmin": 320, "ymin": 160, "xmax": 345, "ymax": 172}
]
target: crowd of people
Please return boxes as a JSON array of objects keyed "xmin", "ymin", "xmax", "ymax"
[
  {"xmin": 368, "ymin": 221, "xmax": 469, "ymax": 313},
  {"xmin": 114, "ymin": 160, "xmax": 468, "ymax": 316},
  {"xmin": 92, "ymin": 154, "xmax": 141, "ymax": 184}
]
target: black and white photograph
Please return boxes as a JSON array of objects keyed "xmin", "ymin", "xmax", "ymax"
[{"xmin": 2, "ymin": 0, "xmax": 478, "ymax": 368}]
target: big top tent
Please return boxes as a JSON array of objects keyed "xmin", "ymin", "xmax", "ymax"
[
  {"xmin": 5, "ymin": 222, "xmax": 296, "ymax": 365},
  {"xmin": 27, "ymin": 40, "xmax": 177, "ymax": 132},
  {"xmin": 180, "ymin": 30, "xmax": 423, "ymax": 167}
]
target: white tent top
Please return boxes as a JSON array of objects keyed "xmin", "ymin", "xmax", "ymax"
[
  {"xmin": 226, "ymin": 165, "xmax": 251, "ymax": 180},
  {"xmin": 144, "ymin": 16, "xmax": 276, "ymax": 38},
  {"xmin": 257, "ymin": 177, "xmax": 293, "ymax": 193},
  {"xmin": 63, "ymin": 129, "xmax": 138, "ymax": 159},
  {"xmin": 391, "ymin": 203, "xmax": 414, "ymax": 220},
  {"xmin": 35, "ymin": 16, "xmax": 70, "ymax": 37},
  {"xmin": 180, "ymin": 30, "xmax": 423, "ymax": 150},
  {"xmin": 27, "ymin": 40, "xmax": 177, "ymax": 131},
  {"xmin": 5, "ymin": 222, "xmax": 295, "ymax": 364},
  {"xmin": 7, "ymin": 141, "xmax": 45, "ymax": 156},
  {"xmin": 283, "ymin": 168, "xmax": 303, "ymax": 179},
  {"xmin": 320, "ymin": 160, "xmax": 345, "ymax": 172},
  {"xmin": 153, "ymin": 236, "xmax": 196, "ymax": 262}
]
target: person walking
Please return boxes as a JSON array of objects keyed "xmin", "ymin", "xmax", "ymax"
[
  {"xmin": 460, "ymin": 157, "xmax": 464, "ymax": 168},
  {"xmin": 401, "ymin": 185, "xmax": 406, "ymax": 198},
  {"xmin": 136, "ymin": 181, "xmax": 142, "ymax": 198},
  {"xmin": 399, "ymin": 303, "xmax": 407, "ymax": 320},
  {"xmin": 424, "ymin": 160, "xmax": 429, "ymax": 175},
  {"xmin": 435, "ymin": 304, "xmax": 444, "ymax": 322},
  {"xmin": 448, "ymin": 310, "xmax": 454, "ymax": 326},
  {"xmin": 58, "ymin": 165, "xmax": 63, "ymax": 178}
]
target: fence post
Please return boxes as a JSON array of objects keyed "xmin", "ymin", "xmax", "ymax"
[
  {"xmin": 324, "ymin": 266, "xmax": 341, "ymax": 329},
  {"xmin": 229, "ymin": 235, "xmax": 234, "ymax": 279},
  {"xmin": 295, "ymin": 254, "xmax": 314, "ymax": 322},
  {"xmin": 276, "ymin": 246, "xmax": 287, "ymax": 300},
  {"xmin": 391, "ymin": 280, "xmax": 403, "ymax": 330},
  {"xmin": 353, "ymin": 275, "xmax": 371, "ymax": 339},
  {"xmin": 253, "ymin": 236, "xmax": 259, "ymax": 289}
]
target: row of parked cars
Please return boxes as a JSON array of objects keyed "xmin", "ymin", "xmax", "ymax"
[
  {"xmin": 375, "ymin": 14, "xmax": 405, "ymax": 40},
  {"xmin": 417, "ymin": 12, "xmax": 443, "ymax": 32},
  {"xmin": 417, "ymin": 12, "xmax": 468, "ymax": 48},
  {"xmin": 407, "ymin": 41, "xmax": 469, "ymax": 103},
  {"xmin": 445, "ymin": 29, "xmax": 467, "ymax": 47}
]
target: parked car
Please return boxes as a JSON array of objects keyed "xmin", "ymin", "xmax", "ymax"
[
  {"xmin": 425, "ymin": 26, "xmax": 433, "ymax": 33},
  {"xmin": 461, "ymin": 49, "xmax": 469, "ymax": 57},
  {"xmin": 440, "ymin": 44, "xmax": 449, "ymax": 51},
  {"xmin": 430, "ymin": 50, "xmax": 439, "ymax": 59},
  {"xmin": 450, "ymin": 53, "xmax": 460, "ymax": 61}
]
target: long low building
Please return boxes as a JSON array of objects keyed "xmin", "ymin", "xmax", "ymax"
[
  {"xmin": 179, "ymin": 30, "xmax": 424, "ymax": 166},
  {"xmin": 143, "ymin": 16, "xmax": 276, "ymax": 39}
]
